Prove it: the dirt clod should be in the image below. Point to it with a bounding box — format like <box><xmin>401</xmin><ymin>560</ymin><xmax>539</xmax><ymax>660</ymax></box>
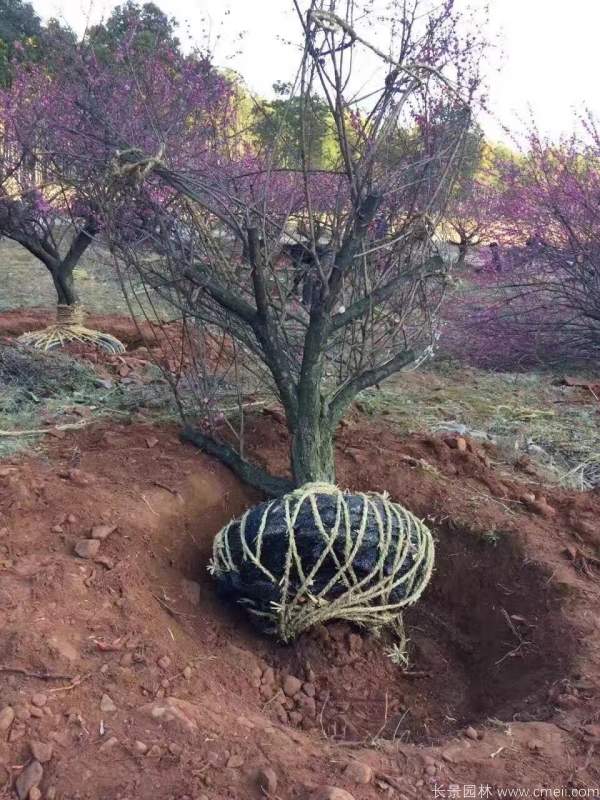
<box><xmin>30</xmin><ymin>740</ymin><xmax>53</xmax><ymax>763</ymax></box>
<box><xmin>283</xmin><ymin>675</ymin><xmax>303</xmax><ymax>697</ymax></box>
<box><xmin>99</xmin><ymin>736</ymin><xmax>119</xmax><ymax>752</ymax></box>
<box><xmin>74</xmin><ymin>538</ymin><xmax>101</xmax><ymax>558</ymax></box>
<box><xmin>343</xmin><ymin>761</ymin><xmax>373</xmax><ymax>784</ymax></box>
<box><xmin>15</xmin><ymin>760</ymin><xmax>43</xmax><ymax>800</ymax></box>
<box><xmin>0</xmin><ymin>706</ymin><xmax>15</xmax><ymax>730</ymax></box>
<box><xmin>100</xmin><ymin>694</ymin><xmax>117</xmax><ymax>713</ymax></box>
<box><xmin>309</xmin><ymin>788</ymin><xmax>355</xmax><ymax>800</ymax></box>
<box><xmin>256</xmin><ymin>766</ymin><xmax>278</xmax><ymax>794</ymax></box>
<box><xmin>30</xmin><ymin>693</ymin><xmax>47</xmax><ymax>708</ymax></box>
<box><xmin>91</xmin><ymin>524</ymin><xmax>117</xmax><ymax>540</ymax></box>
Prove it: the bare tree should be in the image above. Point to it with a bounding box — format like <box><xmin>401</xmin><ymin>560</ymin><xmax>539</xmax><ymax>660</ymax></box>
<box><xmin>86</xmin><ymin>0</ymin><xmax>483</xmax><ymax>492</ymax></box>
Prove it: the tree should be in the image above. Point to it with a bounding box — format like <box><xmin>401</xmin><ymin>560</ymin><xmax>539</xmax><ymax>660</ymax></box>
<box><xmin>0</xmin><ymin>24</ymin><xmax>232</xmax><ymax>350</ymax></box>
<box><xmin>0</xmin><ymin>54</ymin><xmax>97</xmax><ymax>306</ymax></box>
<box><xmin>456</xmin><ymin>125</ymin><xmax>600</xmax><ymax>368</ymax></box>
<box><xmin>0</xmin><ymin>0</ymin><xmax>41</xmax><ymax>84</ymax></box>
<box><xmin>88</xmin><ymin>1</ymin><xmax>180</xmax><ymax>59</ymax></box>
<box><xmin>44</xmin><ymin>0</ymin><xmax>484</xmax><ymax>491</ymax></box>
<box><xmin>252</xmin><ymin>81</ymin><xmax>334</xmax><ymax>169</ymax></box>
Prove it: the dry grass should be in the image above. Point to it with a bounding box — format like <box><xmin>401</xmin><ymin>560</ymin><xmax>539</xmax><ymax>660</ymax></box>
<box><xmin>359</xmin><ymin>364</ymin><xmax>600</xmax><ymax>489</ymax></box>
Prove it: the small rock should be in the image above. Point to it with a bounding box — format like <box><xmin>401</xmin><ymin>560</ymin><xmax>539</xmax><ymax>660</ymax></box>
<box><xmin>0</xmin><ymin>706</ymin><xmax>15</xmax><ymax>730</ymax></box>
<box><xmin>344</xmin><ymin>761</ymin><xmax>373</xmax><ymax>784</ymax></box>
<box><xmin>227</xmin><ymin>754</ymin><xmax>245</xmax><ymax>769</ymax></box>
<box><xmin>31</xmin><ymin>694</ymin><xmax>47</xmax><ymax>708</ymax></box>
<box><xmin>146</xmin><ymin>744</ymin><xmax>162</xmax><ymax>759</ymax></box>
<box><xmin>182</xmin><ymin>665</ymin><xmax>193</xmax><ymax>680</ymax></box>
<box><xmin>100</xmin><ymin>694</ymin><xmax>117</xmax><ymax>713</ymax></box>
<box><xmin>262</xmin><ymin>667</ymin><xmax>275</xmax><ymax>685</ymax></box>
<box><xmin>90</xmin><ymin>524</ymin><xmax>117</xmax><ymax>540</ymax></box>
<box><xmin>310</xmin><ymin>788</ymin><xmax>355</xmax><ymax>800</ymax></box>
<box><xmin>256</xmin><ymin>766</ymin><xmax>278</xmax><ymax>794</ymax></box>
<box><xmin>302</xmin><ymin>682</ymin><xmax>316</xmax><ymax>697</ymax></box>
<box><xmin>425</xmin><ymin>764</ymin><xmax>437</xmax><ymax>776</ymax></box>
<box><xmin>465</xmin><ymin>726</ymin><xmax>479</xmax><ymax>740</ymax></box>
<box><xmin>30</xmin><ymin>740</ymin><xmax>53</xmax><ymax>763</ymax></box>
<box><xmin>120</xmin><ymin>652</ymin><xmax>133</xmax><ymax>667</ymax></box>
<box><xmin>157</xmin><ymin>655</ymin><xmax>171</xmax><ymax>670</ymax></box>
<box><xmin>74</xmin><ymin>539</ymin><xmax>101</xmax><ymax>559</ymax></box>
<box><xmin>456</xmin><ymin>436</ymin><xmax>468</xmax><ymax>452</ymax></box>
<box><xmin>133</xmin><ymin>740</ymin><xmax>148</xmax><ymax>754</ymax></box>
<box><xmin>29</xmin><ymin>788</ymin><xmax>42</xmax><ymax>800</ymax></box>
<box><xmin>168</xmin><ymin>742</ymin><xmax>182</xmax><ymax>756</ymax></box>
<box><xmin>46</xmin><ymin>788</ymin><xmax>57</xmax><ymax>800</ymax></box>
<box><xmin>282</xmin><ymin>675</ymin><xmax>302</xmax><ymax>697</ymax></box>
<box><xmin>15</xmin><ymin>760</ymin><xmax>43</xmax><ymax>800</ymax></box>
<box><xmin>66</xmin><ymin>514</ymin><xmax>78</xmax><ymax>524</ymax></box>
<box><xmin>30</xmin><ymin>707</ymin><xmax>44</xmax><ymax>719</ymax></box>
<box><xmin>146</xmin><ymin>437</ymin><xmax>159</xmax><ymax>449</ymax></box>
<box><xmin>99</xmin><ymin>736</ymin><xmax>119</xmax><ymax>752</ymax></box>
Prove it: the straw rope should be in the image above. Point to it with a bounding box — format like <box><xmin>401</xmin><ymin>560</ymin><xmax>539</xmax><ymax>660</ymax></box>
<box><xmin>18</xmin><ymin>305</ymin><xmax>126</xmax><ymax>354</ymax></box>
<box><xmin>210</xmin><ymin>482</ymin><xmax>435</xmax><ymax>643</ymax></box>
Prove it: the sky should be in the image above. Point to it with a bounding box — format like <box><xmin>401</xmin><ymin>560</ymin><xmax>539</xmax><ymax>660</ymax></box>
<box><xmin>29</xmin><ymin>0</ymin><xmax>600</xmax><ymax>144</ymax></box>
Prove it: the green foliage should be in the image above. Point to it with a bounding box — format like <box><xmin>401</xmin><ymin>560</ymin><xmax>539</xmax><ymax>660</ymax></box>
<box><xmin>87</xmin><ymin>1</ymin><xmax>180</xmax><ymax>58</ymax></box>
<box><xmin>252</xmin><ymin>82</ymin><xmax>334</xmax><ymax>169</ymax></box>
<box><xmin>0</xmin><ymin>0</ymin><xmax>41</xmax><ymax>84</ymax></box>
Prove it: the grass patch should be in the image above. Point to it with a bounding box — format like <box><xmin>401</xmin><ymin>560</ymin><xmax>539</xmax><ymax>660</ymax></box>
<box><xmin>358</xmin><ymin>364</ymin><xmax>600</xmax><ymax>489</ymax></box>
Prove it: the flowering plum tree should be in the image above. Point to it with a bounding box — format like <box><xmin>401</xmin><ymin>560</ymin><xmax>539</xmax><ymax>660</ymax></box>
<box><xmin>0</xmin><ymin>15</ymin><xmax>232</xmax><ymax>350</ymax></box>
<box><xmin>448</xmin><ymin>126</ymin><xmax>600</xmax><ymax>369</ymax></box>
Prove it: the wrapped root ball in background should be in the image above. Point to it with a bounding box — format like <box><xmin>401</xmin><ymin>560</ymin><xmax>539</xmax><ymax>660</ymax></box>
<box><xmin>209</xmin><ymin>482</ymin><xmax>435</xmax><ymax>642</ymax></box>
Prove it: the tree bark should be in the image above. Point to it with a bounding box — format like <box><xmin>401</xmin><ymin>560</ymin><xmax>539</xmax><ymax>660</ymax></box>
<box><xmin>51</xmin><ymin>267</ymin><xmax>78</xmax><ymax>306</ymax></box>
<box><xmin>290</xmin><ymin>412</ymin><xmax>335</xmax><ymax>485</ymax></box>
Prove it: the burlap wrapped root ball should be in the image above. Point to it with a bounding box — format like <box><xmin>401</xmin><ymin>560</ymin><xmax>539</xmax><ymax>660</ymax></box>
<box><xmin>209</xmin><ymin>482</ymin><xmax>435</xmax><ymax>643</ymax></box>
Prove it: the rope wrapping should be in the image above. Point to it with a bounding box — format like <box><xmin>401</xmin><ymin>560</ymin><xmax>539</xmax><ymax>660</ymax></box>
<box><xmin>18</xmin><ymin>305</ymin><xmax>126</xmax><ymax>354</ymax></box>
<box><xmin>210</xmin><ymin>482</ymin><xmax>435</xmax><ymax>643</ymax></box>
<box><xmin>56</xmin><ymin>304</ymin><xmax>86</xmax><ymax>325</ymax></box>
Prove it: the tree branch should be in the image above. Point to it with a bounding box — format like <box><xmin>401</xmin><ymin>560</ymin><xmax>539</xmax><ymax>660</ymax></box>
<box><xmin>330</xmin><ymin>255</ymin><xmax>445</xmax><ymax>332</ymax></box>
<box><xmin>180</xmin><ymin>426</ymin><xmax>294</xmax><ymax>496</ymax></box>
<box><xmin>327</xmin><ymin>348</ymin><xmax>415</xmax><ymax>425</ymax></box>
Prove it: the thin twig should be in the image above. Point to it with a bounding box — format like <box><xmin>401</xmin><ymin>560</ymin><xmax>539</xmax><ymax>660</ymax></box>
<box><xmin>0</xmin><ymin>666</ymin><xmax>72</xmax><ymax>680</ymax></box>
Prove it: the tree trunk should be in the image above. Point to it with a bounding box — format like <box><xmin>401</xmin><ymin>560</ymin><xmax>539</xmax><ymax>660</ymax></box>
<box><xmin>290</xmin><ymin>414</ymin><xmax>335</xmax><ymax>485</ymax></box>
<box><xmin>51</xmin><ymin>265</ymin><xmax>78</xmax><ymax>306</ymax></box>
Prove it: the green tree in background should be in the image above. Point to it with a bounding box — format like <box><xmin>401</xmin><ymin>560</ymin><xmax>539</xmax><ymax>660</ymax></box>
<box><xmin>0</xmin><ymin>0</ymin><xmax>41</xmax><ymax>84</ymax></box>
<box><xmin>253</xmin><ymin>81</ymin><xmax>334</xmax><ymax>169</ymax></box>
<box><xmin>88</xmin><ymin>1</ymin><xmax>181</xmax><ymax>58</ymax></box>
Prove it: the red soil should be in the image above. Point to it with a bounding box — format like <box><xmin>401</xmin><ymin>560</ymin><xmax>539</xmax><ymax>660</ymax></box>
<box><xmin>1</xmin><ymin>311</ymin><xmax>600</xmax><ymax>799</ymax></box>
<box><xmin>0</xmin><ymin>416</ymin><xmax>599</xmax><ymax>800</ymax></box>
